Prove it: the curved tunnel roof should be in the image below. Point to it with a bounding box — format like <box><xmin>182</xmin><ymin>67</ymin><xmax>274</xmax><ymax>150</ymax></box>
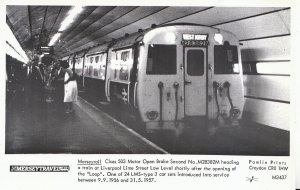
<box><xmin>6</xmin><ymin>6</ymin><xmax>289</xmax><ymax>59</ymax></box>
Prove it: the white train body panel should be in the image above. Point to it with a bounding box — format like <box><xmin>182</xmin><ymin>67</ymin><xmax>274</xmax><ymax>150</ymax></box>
<box><xmin>136</xmin><ymin>25</ymin><xmax>244</xmax><ymax>127</ymax></box>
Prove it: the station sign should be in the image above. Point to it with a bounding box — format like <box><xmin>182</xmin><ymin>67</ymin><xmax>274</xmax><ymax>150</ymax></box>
<box><xmin>181</xmin><ymin>34</ymin><xmax>209</xmax><ymax>46</ymax></box>
<box><xmin>38</xmin><ymin>46</ymin><xmax>54</xmax><ymax>55</ymax></box>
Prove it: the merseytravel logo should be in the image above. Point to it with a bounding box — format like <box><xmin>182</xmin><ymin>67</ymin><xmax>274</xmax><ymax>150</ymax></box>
<box><xmin>10</xmin><ymin>165</ymin><xmax>70</xmax><ymax>172</ymax></box>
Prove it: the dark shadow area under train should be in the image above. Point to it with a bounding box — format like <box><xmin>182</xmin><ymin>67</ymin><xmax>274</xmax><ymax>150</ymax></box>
<box><xmin>78</xmin><ymin>92</ymin><xmax>289</xmax><ymax>156</ymax></box>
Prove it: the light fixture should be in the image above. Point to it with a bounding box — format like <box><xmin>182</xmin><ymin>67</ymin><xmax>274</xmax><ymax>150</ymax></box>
<box><xmin>59</xmin><ymin>6</ymin><xmax>84</xmax><ymax>32</ymax></box>
<box><xmin>6</xmin><ymin>23</ymin><xmax>29</xmax><ymax>63</ymax></box>
<box><xmin>214</xmin><ymin>33</ymin><xmax>223</xmax><ymax>45</ymax></box>
<box><xmin>48</xmin><ymin>32</ymin><xmax>62</xmax><ymax>46</ymax></box>
<box><xmin>165</xmin><ymin>32</ymin><xmax>176</xmax><ymax>43</ymax></box>
<box><xmin>48</xmin><ymin>6</ymin><xmax>84</xmax><ymax>46</ymax></box>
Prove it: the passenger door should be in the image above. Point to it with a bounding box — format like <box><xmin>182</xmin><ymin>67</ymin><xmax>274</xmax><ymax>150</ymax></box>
<box><xmin>184</xmin><ymin>47</ymin><xmax>206</xmax><ymax>116</ymax></box>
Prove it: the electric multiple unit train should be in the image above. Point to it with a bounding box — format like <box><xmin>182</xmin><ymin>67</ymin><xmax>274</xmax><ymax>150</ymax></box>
<box><xmin>65</xmin><ymin>23</ymin><xmax>245</xmax><ymax>129</ymax></box>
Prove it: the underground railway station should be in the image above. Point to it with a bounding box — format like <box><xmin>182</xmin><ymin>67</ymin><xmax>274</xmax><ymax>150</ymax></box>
<box><xmin>5</xmin><ymin>6</ymin><xmax>290</xmax><ymax>155</ymax></box>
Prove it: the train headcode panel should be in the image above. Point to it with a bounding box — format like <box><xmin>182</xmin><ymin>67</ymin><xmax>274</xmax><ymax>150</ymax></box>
<box><xmin>181</xmin><ymin>34</ymin><xmax>209</xmax><ymax>46</ymax></box>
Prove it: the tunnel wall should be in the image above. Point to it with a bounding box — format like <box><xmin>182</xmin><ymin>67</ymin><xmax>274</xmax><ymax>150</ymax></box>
<box><xmin>216</xmin><ymin>9</ymin><xmax>290</xmax><ymax>131</ymax></box>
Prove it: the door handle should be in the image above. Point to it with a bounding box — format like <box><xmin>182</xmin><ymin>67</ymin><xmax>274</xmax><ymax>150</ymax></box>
<box><xmin>185</xmin><ymin>80</ymin><xmax>192</xmax><ymax>85</ymax></box>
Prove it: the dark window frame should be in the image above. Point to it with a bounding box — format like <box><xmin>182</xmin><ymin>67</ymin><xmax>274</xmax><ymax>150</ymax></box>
<box><xmin>187</xmin><ymin>49</ymin><xmax>204</xmax><ymax>76</ymax></box>
<box><xmin>90</xmin><ymin>56</ymin><xmax>94</xmax><ymax>64</ymax></box>
<box><xmin>146</xmin><ymin>44</ymin><xmax>177</xmax><ymax>75</ymax></box>
<box><xmin>112</xmin><ymin>49</ymin><xmax>132</xmax><ymax>81</ymax></box>
<box><xmin>95</xmin><ymin>56</ymin><xmax>99</xmax><ymax>63</ymax></box>
<box><xmin>214</xmin><ymin>44</ymin><xmax>239</xmax><ymax>75</ymax></box>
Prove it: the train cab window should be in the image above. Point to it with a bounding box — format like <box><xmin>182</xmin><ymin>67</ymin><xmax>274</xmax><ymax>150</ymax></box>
<box><xmin>147</xmin><ymin>45</ymin><xmax>176</xmax><ymax>75</ymax></box>
<box><xmin>90</xmin><ymin>57</ymin><xmax>94</xmax><ymax>63</ymax></box>
<box><xmin>214</xmin><ymin>44</ymin><xmax>239</xmax><ymax>74</ymax></box>
<box><xmin>187</xmin><ymin>49</ymin><xmax>204</xmax><ymax>76</ymax></box>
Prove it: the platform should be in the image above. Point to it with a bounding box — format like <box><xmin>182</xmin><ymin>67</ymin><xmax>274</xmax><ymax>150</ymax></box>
<box><xmin>5</xmin><ymin>97</ymin><xmax>165</xmax><ymax>154</ymax></box>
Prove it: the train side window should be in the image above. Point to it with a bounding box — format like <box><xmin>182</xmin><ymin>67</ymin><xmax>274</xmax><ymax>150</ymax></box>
<box><xmin>99</xmin><ymin>53</ymin><xmax>106</xmax><ymax>80</ymax></box>
<box><xmin>119</xmin><ymin>65</ymin><xmax>129</xmax><ymax>80</ymax></box>
<box><xmin>214</xmin><ymin>44</ymin><xmax>239</xmax><ymax>74</ymax></box>
<box><xmin>111</xmin><ymin>50</ymin><xmax>133</xmax><ymax>81</ymax></box>
<box><xmin>121</xmin><ymin>51</ymin><xmax>130</xmax><ymax>61</ymax></box>
<box><xmin>116</xmin><ymin>52</ymin><xmax>120</xmax><ymax>60</ymax></box>
<box><xmin>95</xmin><ymin>56</ymin><xmax>99</xmax><ymax>63</ymax></box>
<box><xmin>147</xmin><ymin>45</ymin><xmax>176</xmax><ymax>75</ymax></box>
<box><xmin>94</xmin><ymin>58</ymin><xmax>99</xmax><ymax>77</ymax></box>
<box><xmin>119</xmin><ymin>50</ymin><xmax>131</xmax><ymax>80</ymax></box>
<box><xmin>88</xmin><ymin>57</ymin><xmax>93</xmax><ymax>76</ymax></box>
<box><xmin>187</xmin><ymin>49</ymin><xmax>204</xmax><ymax>76</ymax></box>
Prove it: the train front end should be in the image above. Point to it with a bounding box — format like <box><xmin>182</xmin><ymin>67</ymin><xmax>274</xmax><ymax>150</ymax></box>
<box><xmin>136</xmin><ymin>24</ymin><xmax>244</xmax><ymax>130</ymax></box>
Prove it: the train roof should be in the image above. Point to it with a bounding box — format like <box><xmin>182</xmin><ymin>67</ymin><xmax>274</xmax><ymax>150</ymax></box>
<box><xmin>86</xmin><ymin>42</ymin><xmax>111</xmax><ymax>56</ymax></box>
<box><xmin>110</xmin><ymin>32</ymin><xmax>144</xmax><ymax>50</ymax></box>
<box><xmin>110</xmin><ymin>23</ymin><xmax>227</xmax><ymax>50</ymax></box>
<box><xmin>74</xmin><ymin>51</ymin><xmax>85</xmax><ymax>58</ymax></box>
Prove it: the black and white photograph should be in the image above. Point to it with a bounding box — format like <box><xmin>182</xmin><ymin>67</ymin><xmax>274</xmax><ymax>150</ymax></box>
<box><xmin>2</xmin><ymin>1</ymin><xmax>299</xmax><ymax>190</ymax></box>
<box><xmin>5</xmin><ymin>5</ymin><xmax>291</xmax><ymax>155</ymax></box>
